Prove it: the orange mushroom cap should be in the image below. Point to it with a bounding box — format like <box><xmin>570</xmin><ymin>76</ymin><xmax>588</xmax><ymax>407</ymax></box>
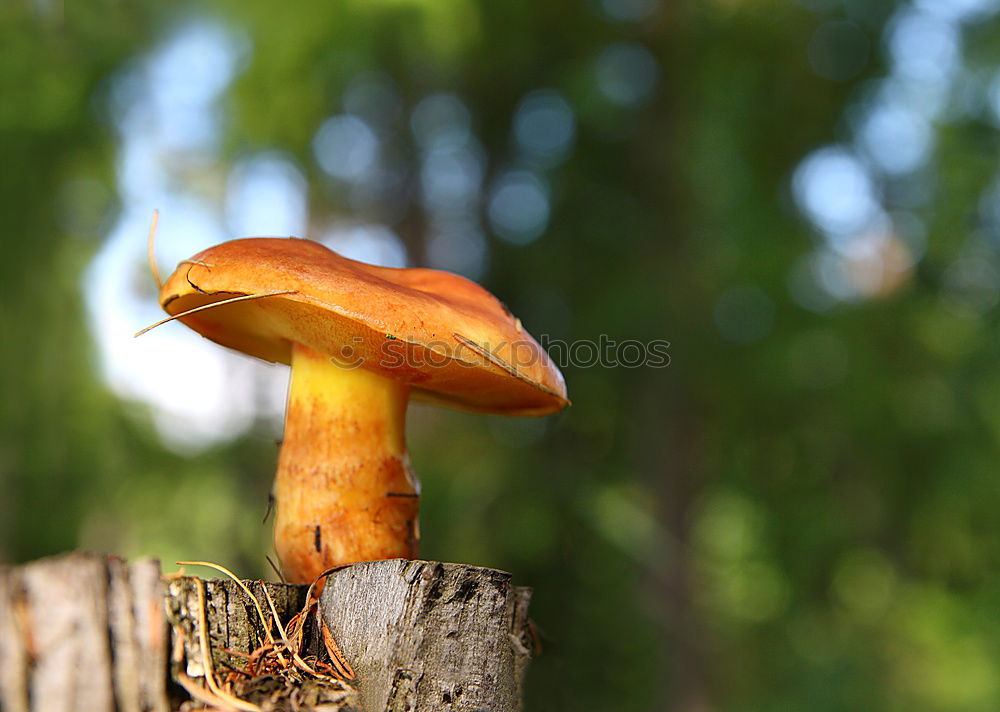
<box><xmin>159</xmin><ymin>237</ymin><xmax>568</xmax><ymax>415</ymax></box>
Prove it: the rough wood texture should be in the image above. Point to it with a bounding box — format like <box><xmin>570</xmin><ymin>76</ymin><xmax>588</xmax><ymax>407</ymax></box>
<box><xmin>164</xmin><ymin>575</ymin><xmax>309</xmax><ymax>681</ymax></box>
<box><xmin>0</xmin><ymin>554</ymin><xmax>533</xmax><ymax>712</ymax></box>
<box><xmin>164</xmin><ymin>574</ymin><xmax>356</xmax><ymax>710</ymax></box>
<box><xmin>0</xmin><ymin>553</ymin><xmax>167</xmax><ymax>712</ymax></box>
<box><xmin>321</xmin><ymin>559</ymin><xmax>534</xmax><ymax>712</ymax></box>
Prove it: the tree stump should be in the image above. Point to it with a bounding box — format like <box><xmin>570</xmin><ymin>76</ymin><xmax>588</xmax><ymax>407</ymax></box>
<box><xmin>321</xmin><ymin>560</ymin><xmax>534</xmax><ymax>712</ymax></box>
<box><xmin>0</xmin><ymin>554</ymin><xmax>167</xmax><ymax>712</ymax></box>
<box><xmin>0</xmin><ymin>553</ymin><xmax>534</xmax><ymax>712</ymax></box>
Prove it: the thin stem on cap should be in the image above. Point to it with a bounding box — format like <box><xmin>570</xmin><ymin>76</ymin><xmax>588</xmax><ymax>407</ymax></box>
<box><xmin>146</xmin><ymin>209</ymin><xmax>163</xmax><ymax>289</ymax></box>
<box><xmin>133</xmin><ymin>290</ymin><xmax>297</xmax><ymax>338</ymax></box>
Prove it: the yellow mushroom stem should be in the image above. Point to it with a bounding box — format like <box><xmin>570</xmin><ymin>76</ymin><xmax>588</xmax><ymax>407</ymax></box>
<box><xmin>273</xmin><ymin>342</ymin><xmax>419</xmax><ymax>584</ymax></box>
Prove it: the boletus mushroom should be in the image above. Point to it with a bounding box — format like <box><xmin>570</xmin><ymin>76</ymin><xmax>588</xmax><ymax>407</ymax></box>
<box><xmin>153</xmin><ymin>238</ymin><xmax>568</xmax><ymax>583</ymax></box>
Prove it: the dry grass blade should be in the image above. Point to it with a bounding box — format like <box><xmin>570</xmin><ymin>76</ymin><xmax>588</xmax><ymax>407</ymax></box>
<box><xmin>303</xmin><ymin>565</ymin><xmax>349</xmax><ymax>605</ymax></box>
<box><xmin>177</xmin><ymin>561</ymin><xmax>287</xmax><ymax>668</ymax></box>
<box><xmin>284</xmin><ymin>599</ymin><xmax>311</xmax><ymax>653</ymax></box>
<box><xmin>319</xmin><ymin>609</ymin><xmax>355</xmax><ymax>680</ymax></box>
<box><xmin>260</xmin><ymin>585</ymin><xmax>321</xmax><ymax>677</ymax></box>
<box><xmin>134</xmin><ymin>290</ymin><xmax>297</xmax><ymax>338</ymax></box>
<box><xmin>452</xmin><ymin>331</ymin><xmax>568</xmax><ymax>401</ymax></box>
<box><xmin>146</xmin><ymin>209</ymin><xmax>162</xmax><ymax>289</ymax></box>
<box><xmin>173</xmin><ymin>559</ymin><xmax>356</xmax><ymax>709</ymax></box>
<box><xmin>303</xmin><ymin>564</ymin><xmax>356</xmax><ymax>679</ymax></box>
<box><xmin>264</xmin><ymin>555</ymin><xmax>285</xmax><ymax>583</ymax></box>
<box><xmin>175</xmin><ymin>670</ymin><xmax>244</xmax><ymax>712</ymax></box>
<box><xmin>193</xmin><ymin>579</ymin><xmax>263</xmax><ymax>712</ymax></box>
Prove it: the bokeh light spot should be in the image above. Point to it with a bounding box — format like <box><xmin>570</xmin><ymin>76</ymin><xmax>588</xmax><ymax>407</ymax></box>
<box><xmin>420</xmin><ymin>140</ymin><xmax>484</xmax><ymax>213</ymax></box>
<box><xmin>313</xmin><ymin>114</ymin><xmax>378</xmax><ymax>182</ymax></box>
<box><xmin>793</xmin><ymin>147</ymin><xmax>880</xmax><ymax>236</ymax></box>
<box><xmin>411</xmin><ymin>93</ymin><xmax>472</xmax><ymax>150</ymax></box>
<box><xmin>343</xmin><ymin>70</ymin><xmax>402</xmax><ymax>128</ymax></box>
<box><xmin>595</xmin><ymin>42</ymin><xmax>659</xmax><ymax>108</ymax></box>
<box><xmin>226</xmin><ymin>152</ymin><xmax>307</xmax><ymax>237</ymax></box>
<box><xmin>858</xmin><ymin>104</ymin><xmax>932</xmax><ymax>175</ymax></box>
<box><xmin>426</xmin><ymin>216</ymin><xmax>489</xmax><ymax>279</ymax></box>
<box><xmin>320</xmin><ymin>221</ymin><xmax>408</xmax><ymax>268</ymax></box>
<box><xmin>887</xmin><ymin>9</ymin><xmax>960</xmax><ymax>85</ymax></box>
<box><xmin>488</xmin><ymin>170</ymin><xmax>551</xmax><ymax>245</ymax></box>
<box><xmin>146</xmin><ymin>21</ymin><xmax>245</xmax><ymax>151</ymax></box>
<box><xmin>914</xmin><ymin>0</ymin><xmax>999</xmax><ymax>24</ymax></box>
<box><xmin>513</xmin><ymin>89</ymin><xmax>576</xmax><ymax>167</ymax></box>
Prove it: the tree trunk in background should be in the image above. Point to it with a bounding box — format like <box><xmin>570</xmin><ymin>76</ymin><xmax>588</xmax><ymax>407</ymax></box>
<box><xmin>636</xmin><ymin>3</ymin><xmax>716</xmax><ymax>707</ymax></box>
<box><xmin>0</xmin><ymin>552</ymin><xmax>534</xmax><ymax>712</ymax></box>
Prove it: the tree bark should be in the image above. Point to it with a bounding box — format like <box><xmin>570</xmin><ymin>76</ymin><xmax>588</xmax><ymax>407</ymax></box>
<box><xmin>0</xmin><ymin>552</ymin><xmax>533</xmax><ymax>712</ymax></box>
<box><xmin>320</xmin><ymin>559</ymin><xmax>534</xmax><ymax>712</ymax></box>
<box><xmin>0</xmin><ymin>553</ymin><xmax>167</xmax><ymax>712</ymax></box>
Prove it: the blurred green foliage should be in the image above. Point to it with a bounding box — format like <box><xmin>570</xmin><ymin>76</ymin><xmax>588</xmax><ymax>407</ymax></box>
<box><xmin>3</xmin><ymin>0</ymin><xmax>1000</xmax><ymax>710</ymax></box>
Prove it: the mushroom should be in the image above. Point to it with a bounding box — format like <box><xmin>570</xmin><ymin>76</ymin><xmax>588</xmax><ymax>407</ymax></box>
<box><xmin>152</xmin><ymin>237</ymin><xmax>568</xmax><ymax>583</ymax></box>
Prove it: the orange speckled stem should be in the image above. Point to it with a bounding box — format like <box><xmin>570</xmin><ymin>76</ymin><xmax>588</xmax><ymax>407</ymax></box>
<box><xmin>273</xmin><ymin>342</ymin><xmax>419</xmax><ymax>584</ymax></box>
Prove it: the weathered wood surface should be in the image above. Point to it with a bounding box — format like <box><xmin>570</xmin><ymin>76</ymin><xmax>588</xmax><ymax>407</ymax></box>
<box><xmin>0</xmin><ymin>554</ymin><xmax>167</xmax><ymax>712</ymax></box>
<box><xmin>163</xmin><ymin>571</ymin><xmax>355</xmax><ymax>711</ymax></box>
<box><xmin>321</xmin><ymin>560</ymin><xmax>534</xmax><ymax>712</ymax></box>
<box><xmin>0</xmin><ymin>553</ymin><xmax>534</xmax><ymax>712</ymax></box>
